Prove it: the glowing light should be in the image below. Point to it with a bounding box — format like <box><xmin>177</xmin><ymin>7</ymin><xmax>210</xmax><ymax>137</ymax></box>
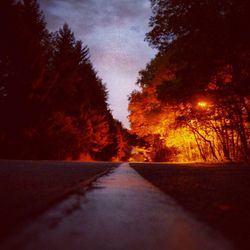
<box><xmin>197</xmin><ymin>101</ymin><xmax>207</xmax><ymax>108</ymax></box>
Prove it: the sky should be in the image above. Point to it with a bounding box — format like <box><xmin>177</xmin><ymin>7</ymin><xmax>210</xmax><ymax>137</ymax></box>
<box><xmin>38</xmin><ymin>0</ymin><xmax>156</xmax><ymax>128</ymax></box>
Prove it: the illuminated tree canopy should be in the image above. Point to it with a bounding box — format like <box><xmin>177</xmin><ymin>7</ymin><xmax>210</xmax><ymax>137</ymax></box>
<box><xmin>129</xmin><ymin>0</ymin><xmax>250</xmax><ymax>162</ymax></box>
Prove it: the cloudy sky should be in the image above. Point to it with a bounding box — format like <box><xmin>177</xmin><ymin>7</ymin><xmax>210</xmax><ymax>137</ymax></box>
<box><xmin>38</xmin><ymin>0</ymin><xmax>156</xmax><ymax>128</ymax></box>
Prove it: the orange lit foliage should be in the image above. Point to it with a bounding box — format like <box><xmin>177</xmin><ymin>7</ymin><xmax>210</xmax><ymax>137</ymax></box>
<box><xmin>129</xmin><ymin>56</ymin><xmax>250</xmax><ymax>162</ymax></box>
<box><xmin>129</xmin><ymin>88</ymin><xmax>203</xmax><ymax>162</ymax></box>
<box><xmin>135</xmin><ymin>0</ymin><xmax>250</xmax><ymax>162</ymax></box>
<box><xmin>129</xmin><ymin>55</ymin><xmax>200</xmax><ymax>162</ymax></box>
<box><xmin>111</xmin><ymin>120</ymin><xmax>131</xmax><ymax>161</ymax></box>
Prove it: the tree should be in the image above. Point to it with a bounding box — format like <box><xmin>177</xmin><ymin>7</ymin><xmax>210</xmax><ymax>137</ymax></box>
<box><xmin>0</xmin><ymin>0</ymin><xmax>48</xmax><ymax>158</ymax></box>
<box><xmin>0</xmin><ymin>2</ymin><xmax>119</xmax><ymax>161</ymax></box>
<box><xmin>39</xmin><ymin>24</ymin><xmax>118</xmax><ymax>160</ymax></box>
<box><xmin>112</xmin><ymin>120</ymin><xmax>131</xmax><ymax>161</ymax></box>
<box><xmin>128</xmin><ymin>0</ymin><xmax>250</xmax><ymax>162</ymax></box>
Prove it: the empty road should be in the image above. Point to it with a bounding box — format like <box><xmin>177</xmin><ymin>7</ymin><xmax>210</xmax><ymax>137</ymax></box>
<box><xmin>1</xmin><ymin>162</ymin><xmax>234</xmax><ymax>250</ymax></box>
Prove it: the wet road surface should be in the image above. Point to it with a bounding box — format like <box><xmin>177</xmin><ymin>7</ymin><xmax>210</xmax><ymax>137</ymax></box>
<box><xmin>2</xmin><ymin>163</ymin><xmax>233</xmax><ymax>250</ymax></box>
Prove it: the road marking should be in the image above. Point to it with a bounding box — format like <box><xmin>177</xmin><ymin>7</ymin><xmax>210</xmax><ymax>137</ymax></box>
<box><xmin>3</xmin><ymin>163</ymin><xmax>232</xmax><ymax>250</ymax></box>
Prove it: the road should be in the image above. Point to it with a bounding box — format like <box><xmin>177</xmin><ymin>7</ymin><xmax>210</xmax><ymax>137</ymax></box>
<box><xmin>0</xmin><ymin>160</ymin><xmax>116</xmax><ymax>241</ymax></box>
<box><xmin>0</xmin><ymin>162</ymin><xmax>237</xmax><ymax>250</ymax></box>
<box><xmin>131</xmin><ymin>162</ymin><xmax>250</xmax><ymax>250</ymax></box>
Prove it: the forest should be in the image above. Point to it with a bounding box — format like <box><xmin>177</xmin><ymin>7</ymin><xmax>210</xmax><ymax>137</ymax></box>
<box><xmin>0</xmin><ymin>0</ymin><xmax>131</xmax><ymax>161</ymax></box>
<box><xmin>1</xmin><ymin>0</ymin><xmax>250</xmax><ymax>163</ymax></box>
<box><xmin>129</xmin><ymin>0</ymin><xmax>250</xmax><ymax>162</ymax></box>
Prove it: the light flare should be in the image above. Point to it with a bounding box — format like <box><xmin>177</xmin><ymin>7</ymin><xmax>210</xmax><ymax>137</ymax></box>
<box><xmin>197</xmin><ymin>101</ymin><xmax>207</xmax><ymax>108</ymax></box>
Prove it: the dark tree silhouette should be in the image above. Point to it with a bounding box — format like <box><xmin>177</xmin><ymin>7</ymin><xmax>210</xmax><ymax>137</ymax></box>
<box><xmin>0</xmin><ymin>0</ymin><xmax>48</xmax><ymax>158</ymax></box>
<box><xmin>0</xmin><ymin>1</ymin><xmax>123</xmax><ymax>161</ymax></box>
<box><xmin>147</xmin><ymin>0</ymin><xmax>250</xmax><ymax>101</ymax></box>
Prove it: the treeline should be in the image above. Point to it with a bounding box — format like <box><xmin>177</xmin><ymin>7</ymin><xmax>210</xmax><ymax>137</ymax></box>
<box><xmin>0</xmin><ymin>0</ymin><xmax>131</xmax><ymax>161</ymax></box>
<box><xmin>129</xmin><ymin>0</ymin><xmax>250</xmax><ymax>162</ymax></box>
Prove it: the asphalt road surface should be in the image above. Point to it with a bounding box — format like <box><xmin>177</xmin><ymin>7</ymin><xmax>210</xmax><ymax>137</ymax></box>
<box><xmin>1</xmin><ymin>163</ymin><xmax>233</xmax><ymax>250</ymax></box>
<box><xmin>131</xmin><ymin>162</ymin><xmax>250</xmax><ymax>250</ymax></box>
<box><xmin>0</xmin><ymin>160</ymin><xmax>116</xmax><ymax>241</ymax></box>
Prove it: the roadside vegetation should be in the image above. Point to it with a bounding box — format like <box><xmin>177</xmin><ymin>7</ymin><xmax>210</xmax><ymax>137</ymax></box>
<box><xmin>0</xmin><ymin>0</ymin><xmax>131</xmax><ymax>161</ymax></box>
<box><xmin>129</xmin><ymin>0</ymin><xmax>250</xmax><ymax>162</ymax></box>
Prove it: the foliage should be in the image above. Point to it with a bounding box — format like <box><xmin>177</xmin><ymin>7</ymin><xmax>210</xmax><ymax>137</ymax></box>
<box><xmin>129</xmin><ymin>0</ymin><xmax>250</xmax><ymax>162</ymax></box>
<box><xmin>0</xmin><ymin>0</ymin><xmax>124</xmax><ymax>160</ymax></box>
